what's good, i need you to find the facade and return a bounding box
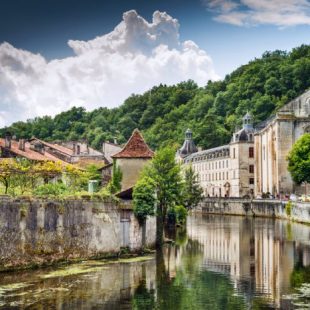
[180,114,255,197]
[111,129,154,192]
[254,89,310,197]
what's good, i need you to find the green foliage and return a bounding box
[133,176,156,224]
[108,162,123,194]
[182,165,204,209]
[286,201,292,217]
[0,158,98,197]
[287,133,310,184]
[85,164,101,182]
[33,182,68,197]
[290,263,310,288]
[167,205,188,226]
[1,45,309,150]
[141,147,183,246]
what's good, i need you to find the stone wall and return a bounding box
[0,197,156,270]
[199,197,310,224]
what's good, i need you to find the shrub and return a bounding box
[33,183,68,197]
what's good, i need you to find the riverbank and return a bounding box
[0,197,156,272]
[198,197,310,224]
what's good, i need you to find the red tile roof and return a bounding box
[0,139,66,162]
[112,129,154,158]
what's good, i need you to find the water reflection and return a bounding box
[1,215,310,309]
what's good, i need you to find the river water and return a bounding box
[1,214,310,309]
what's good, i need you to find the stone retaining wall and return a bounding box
[0,197,156,270]
[199,198,310,224]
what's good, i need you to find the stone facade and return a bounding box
[254,90,310,197]
[180,113,255,197]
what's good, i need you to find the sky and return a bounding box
[0,0,309,127]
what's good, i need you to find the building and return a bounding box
[102,141,122,163]
[179,113,255,197]
[254,89,310,197]
[0,134,66,163]
[111,129,154,192]
[29,138,108,167]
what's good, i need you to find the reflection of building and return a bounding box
[178,113,255,197]
[255,90,310,197]
[185,216,309,308]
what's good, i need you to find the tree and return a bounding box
[108,161,123,193]
[144,147,183,247]
[182,165,204,209]
[0,159,21,194]
[133,175,156,248]
[288,133,310,184]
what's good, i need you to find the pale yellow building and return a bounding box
[179,113,255,197]
[254,89,310,197]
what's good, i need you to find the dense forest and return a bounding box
[1,44,310,151]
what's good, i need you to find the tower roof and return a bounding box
[111,129,154,158]
[243,111,252,120]
[179,128,198,158]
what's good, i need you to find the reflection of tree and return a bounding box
[154,240,250,310]
[131,279,155,310]
[132,265,155,310]
[291,262,310,288]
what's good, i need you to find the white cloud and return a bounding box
[0,10,219,127]
[204,0,310,27]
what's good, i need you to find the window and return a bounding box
[249,147,254,158]
[249,165,254,173]
[249,178,254,185]
[233,148,235,159]
[219,162,221,169]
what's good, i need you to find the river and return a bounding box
[0,214,310,309]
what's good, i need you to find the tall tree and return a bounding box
[182,165,204,209]
[145,147,183,247]
[133,175,156,248]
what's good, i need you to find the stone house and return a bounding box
[111,129,154,192]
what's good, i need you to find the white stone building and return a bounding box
[179,113,255,197]
[254,89,310,197]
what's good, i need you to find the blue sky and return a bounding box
[0,0,309,126]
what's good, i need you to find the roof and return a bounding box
[184,144,230,161]
[112,129,154,159]
[115,187,133,200]
[0,139,65,162]
[29,138,73,156]
[179,128,198,158]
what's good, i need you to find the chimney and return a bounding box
[18,139,25,151]
[4,132,12,149]
[113,137,117,145]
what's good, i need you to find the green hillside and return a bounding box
[1,44,310,151]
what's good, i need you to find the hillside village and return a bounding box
[0,89,309,202]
